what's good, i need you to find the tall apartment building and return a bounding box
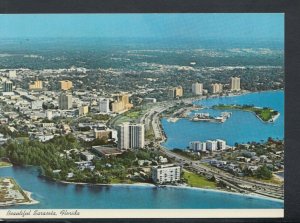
[3,80,13,92]
[151,164,181,184]
[111,93,133,113]
[192,82,203,95]
[210,83,223,94]
[168,86,183,98]
[230,77,241,91]
[58,93,73,110]
[99,98,110,113]
[29,80,43,90]
[189,141,206,152]
[60,80,73,91]
[118,123,144,149]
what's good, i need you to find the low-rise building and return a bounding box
[91,146,123,157]
[80,151,95,161]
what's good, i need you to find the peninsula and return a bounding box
[212,104,279,122]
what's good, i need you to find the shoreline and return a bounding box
[55,177,283,202]
[165,185,284,203]
[0,166,283,208]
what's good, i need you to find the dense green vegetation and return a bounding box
[255,165,273,180]
[172,149,200,160]
[0,134,80,179]
[213,104,278,122]
[182,171,216,188]
[0,135,163,184]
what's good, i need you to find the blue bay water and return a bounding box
[162,90,284,149]
[0,166,283,209]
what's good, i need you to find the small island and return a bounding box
[212,104,280,122]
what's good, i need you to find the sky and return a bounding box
[0,13,284,41]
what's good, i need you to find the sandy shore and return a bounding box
[20,191,39,205]
[59,180,156,188]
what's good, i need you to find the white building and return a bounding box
[189,141,206,152]
[8,70,17,79]
[59,93,72,110]
[144,98,157,103]
[230,77,241,91]
[99,98,110,113]
[3,80,13,92]
[118,123,145,149]
[206,140,218,151]
[217,139,226,150]
[151,164,181,184]
[192,82,203,95]
[31,100,43,110]
[46,110,53,120]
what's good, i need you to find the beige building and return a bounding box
[211,83,223,94]
[230,77,241,91]
[79,105,89,116]
[111,93,133,113]
[94,129,112,140]
[168,86,183,98]
[29,80,43,90]
[60,80,73,91]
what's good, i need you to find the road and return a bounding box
[108,96,284,200]
[158,145,283,199]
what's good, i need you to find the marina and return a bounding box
[191,112,231,123]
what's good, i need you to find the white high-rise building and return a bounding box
[58,93,72,110]
[206,140,218,151]
[3,80,13,92]
[118,123,145,149]
[192,82,203,95]
[217,139,226,150]
[230,77,241,91]
[189,141,206,152]
[151,164,181,184]
[99,98,110,113]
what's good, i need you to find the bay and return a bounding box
[162,90,284,149]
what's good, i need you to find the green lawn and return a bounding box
[183,170,217,188]
[0,161,12,168]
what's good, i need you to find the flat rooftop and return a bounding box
[91,146,122,156]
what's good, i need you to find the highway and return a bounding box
[158,145,283,199]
